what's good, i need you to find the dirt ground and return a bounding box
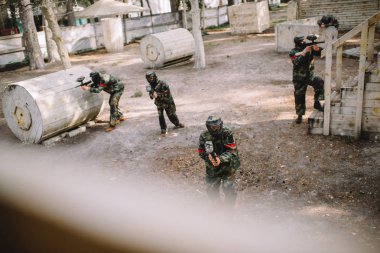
[0,29,379,252]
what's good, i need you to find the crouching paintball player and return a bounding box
[80,71,125,132]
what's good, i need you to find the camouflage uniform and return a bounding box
[289,46,324,117]
[198,126,240,204]
[148,78,182,133]
[318,15,339,29]
[90,73,124,127]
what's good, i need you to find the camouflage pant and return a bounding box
[205,169,237,205]
[293,76,324,116]
[156,102,180,131]
[109,89,124,126]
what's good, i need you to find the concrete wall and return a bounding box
[275,18,338,53]
[0,7,228,69]
[297,0,380,30]
[275,17,319,52]
[0,6,229,68]
[228,1,270,34]
[0,34,25,67]
[203,6,228,28]
[125,12,181,44]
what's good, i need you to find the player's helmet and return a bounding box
[145,71,157,84]
[89,71,101,84]
[206,115,223,136]
[294,35,305,47]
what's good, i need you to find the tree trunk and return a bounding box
[43,17,60,63]
[0,5,6,31]
[9,3,18,29]
[41,0,71,69]
[66,0,76,26]
[19,0,45,70]
[190,0,205,69]
[170,0,179,12]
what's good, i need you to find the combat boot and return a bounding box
[314,101,323,111]
[105,126,116,132]
[119,116,126,122]
[295,115,302,124]
[161,128,168,135]
[175,123,185,128]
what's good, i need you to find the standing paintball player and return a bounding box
[198,115,240,206]
[145,71,184,135]
[81,71,125,132]
[289,35,324,124]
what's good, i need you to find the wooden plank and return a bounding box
[331,106,356,115]
[332,22,365,49]
[323,42,333,136]
[336,46,343,90]
[331,105,379,116]
[363,115,380,132]
[341,90,380,100]
[309,127,323,135]
[365,83,380,91]
[330,128,354,137]
[354,21,369,139]
[367,24,376,62]
[342,98,380,107]
[331,121,355,132]
[341,88,357,99]
[331,116,356,131]
[364,107,380,117]
[368,11,380,26]
[0,47,25,55]
[364,91,380,100]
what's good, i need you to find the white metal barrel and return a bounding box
[2,66,104,143]
[140,28,195,68]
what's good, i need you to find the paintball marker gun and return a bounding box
[146,85,165,98]
[304,34,324,47]
[205,141,217,160]
[75,76,92,88]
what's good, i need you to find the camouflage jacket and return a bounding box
[90,73,124,94]
[148,79,174,107]
[318,15,339,29]
[289,46,321,83]
[198,126,240,177]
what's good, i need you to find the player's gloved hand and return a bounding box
[208,154,221,167]
[81,85,90,91]
[304,46,312,53]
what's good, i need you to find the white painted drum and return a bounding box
[2,66,104,143]
[140,28,195,68]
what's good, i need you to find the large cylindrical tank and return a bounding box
[140,28,195,68]
[2,66,104,144]
[102,17,124,53]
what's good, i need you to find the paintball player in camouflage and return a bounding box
[318,15,339,29]
[289,35,324,124]
[145,71,184,135]
[81,71,125,132]
[198,115,240,206]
